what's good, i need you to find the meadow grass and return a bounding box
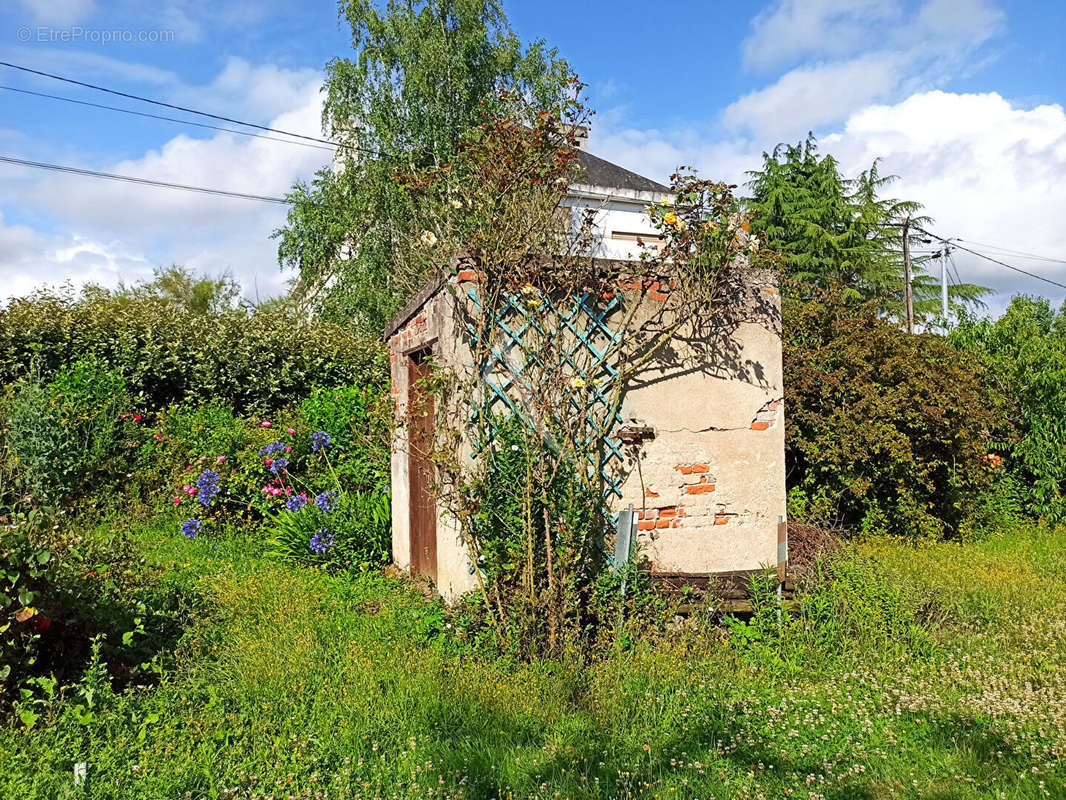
[1,521,1064,800]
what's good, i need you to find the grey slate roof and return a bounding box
[574,149,670,194]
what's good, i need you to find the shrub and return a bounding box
[132,403,252,511]
[300,386,390,492]
[784,287,1006,538]
[950,296,1066,523]
[0,508,52,692]
[6,359,135,505]
[0,289,387,414]
[266,486,391,570]
[169,422,392,571]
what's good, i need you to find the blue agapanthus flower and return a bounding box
[309,528,334,554]
[270,457,289,475]
[315,490,337,512]
[286,494,307,513]
[196,470,221,506]
[258,441,286,458]
[311,431,331,452]
[181,519,202,539]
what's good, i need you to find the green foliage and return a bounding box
[84,265,241,315]
[747,135,988,318]
[3,521,1065,798]
[951,296,1066,522]
[6,359,134,505]
[0,289,386,415]
[275,0,573,334]
[300,385,390,492]
[0,509,51,691]
[467,418,619,657]
[784,287,1005,538]
[266,486,391,571]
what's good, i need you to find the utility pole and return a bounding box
[941,251,949,323]
[902,217,914,334]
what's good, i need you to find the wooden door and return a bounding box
[407,350,437,582]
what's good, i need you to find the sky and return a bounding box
[0,0,1064,315]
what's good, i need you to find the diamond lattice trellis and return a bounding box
[463,285,626,500]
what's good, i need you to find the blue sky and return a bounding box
[1,0,1064,312]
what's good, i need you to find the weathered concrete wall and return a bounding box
[614,278,785,575]
[387,281,479,600]
[386,269,785,599]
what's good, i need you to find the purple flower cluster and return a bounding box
[196,470,221,506]
[286,494,307,513]
[315,490,337,512]
[181,519,202,539]
[309,528,334,554]
[311,431,331,452]
[270,457,289,476]
[258,441,286,458]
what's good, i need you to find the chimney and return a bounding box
[570,124,589,152]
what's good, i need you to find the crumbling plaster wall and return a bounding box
[614,280,785,574]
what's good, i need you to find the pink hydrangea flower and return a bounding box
[154,434,163,441]
[260,421,272,428]
[216,456,226,464]
[172,497,181,505]
[287,428,296,435]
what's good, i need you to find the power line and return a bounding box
[0,59,385,158]
[0,85,336,152]
[0,154,291,204]
[954,238,1066,265]
[916,225,1066,291]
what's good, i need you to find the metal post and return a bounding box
[615,504,636,597]
[941,252,949,323]
[776,515,787,626]
[902,218,915,334]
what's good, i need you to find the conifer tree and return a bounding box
[746,135,987,323]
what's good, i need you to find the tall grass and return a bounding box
[1,521,1063,799]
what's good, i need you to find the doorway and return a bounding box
[407,349,437,582]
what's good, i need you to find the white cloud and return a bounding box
[743,0,900,71]
[173,57,323,123]
[15,0,95,26]
[826,91,1066,309]
[590,90,1066,313]
[733,0,1006,138]
[723,55,901,142]
[744,0,1003,72]
[0,62,329,305]
[0,211,153,300]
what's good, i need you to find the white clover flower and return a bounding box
[419,230,438,247]
[450,199,462,209]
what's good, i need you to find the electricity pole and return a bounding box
[902,218,914,334]
[941,252,949,323]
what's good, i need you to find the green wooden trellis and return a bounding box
[463,285,626,500]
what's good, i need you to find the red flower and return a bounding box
[133,414,143,422]
[32,615,52,633]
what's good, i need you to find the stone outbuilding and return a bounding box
[384,147,787,600]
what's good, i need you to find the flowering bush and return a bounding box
[172,426,390,570]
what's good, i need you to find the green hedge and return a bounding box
[0,290,387,415]
[784,287,1007,538]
